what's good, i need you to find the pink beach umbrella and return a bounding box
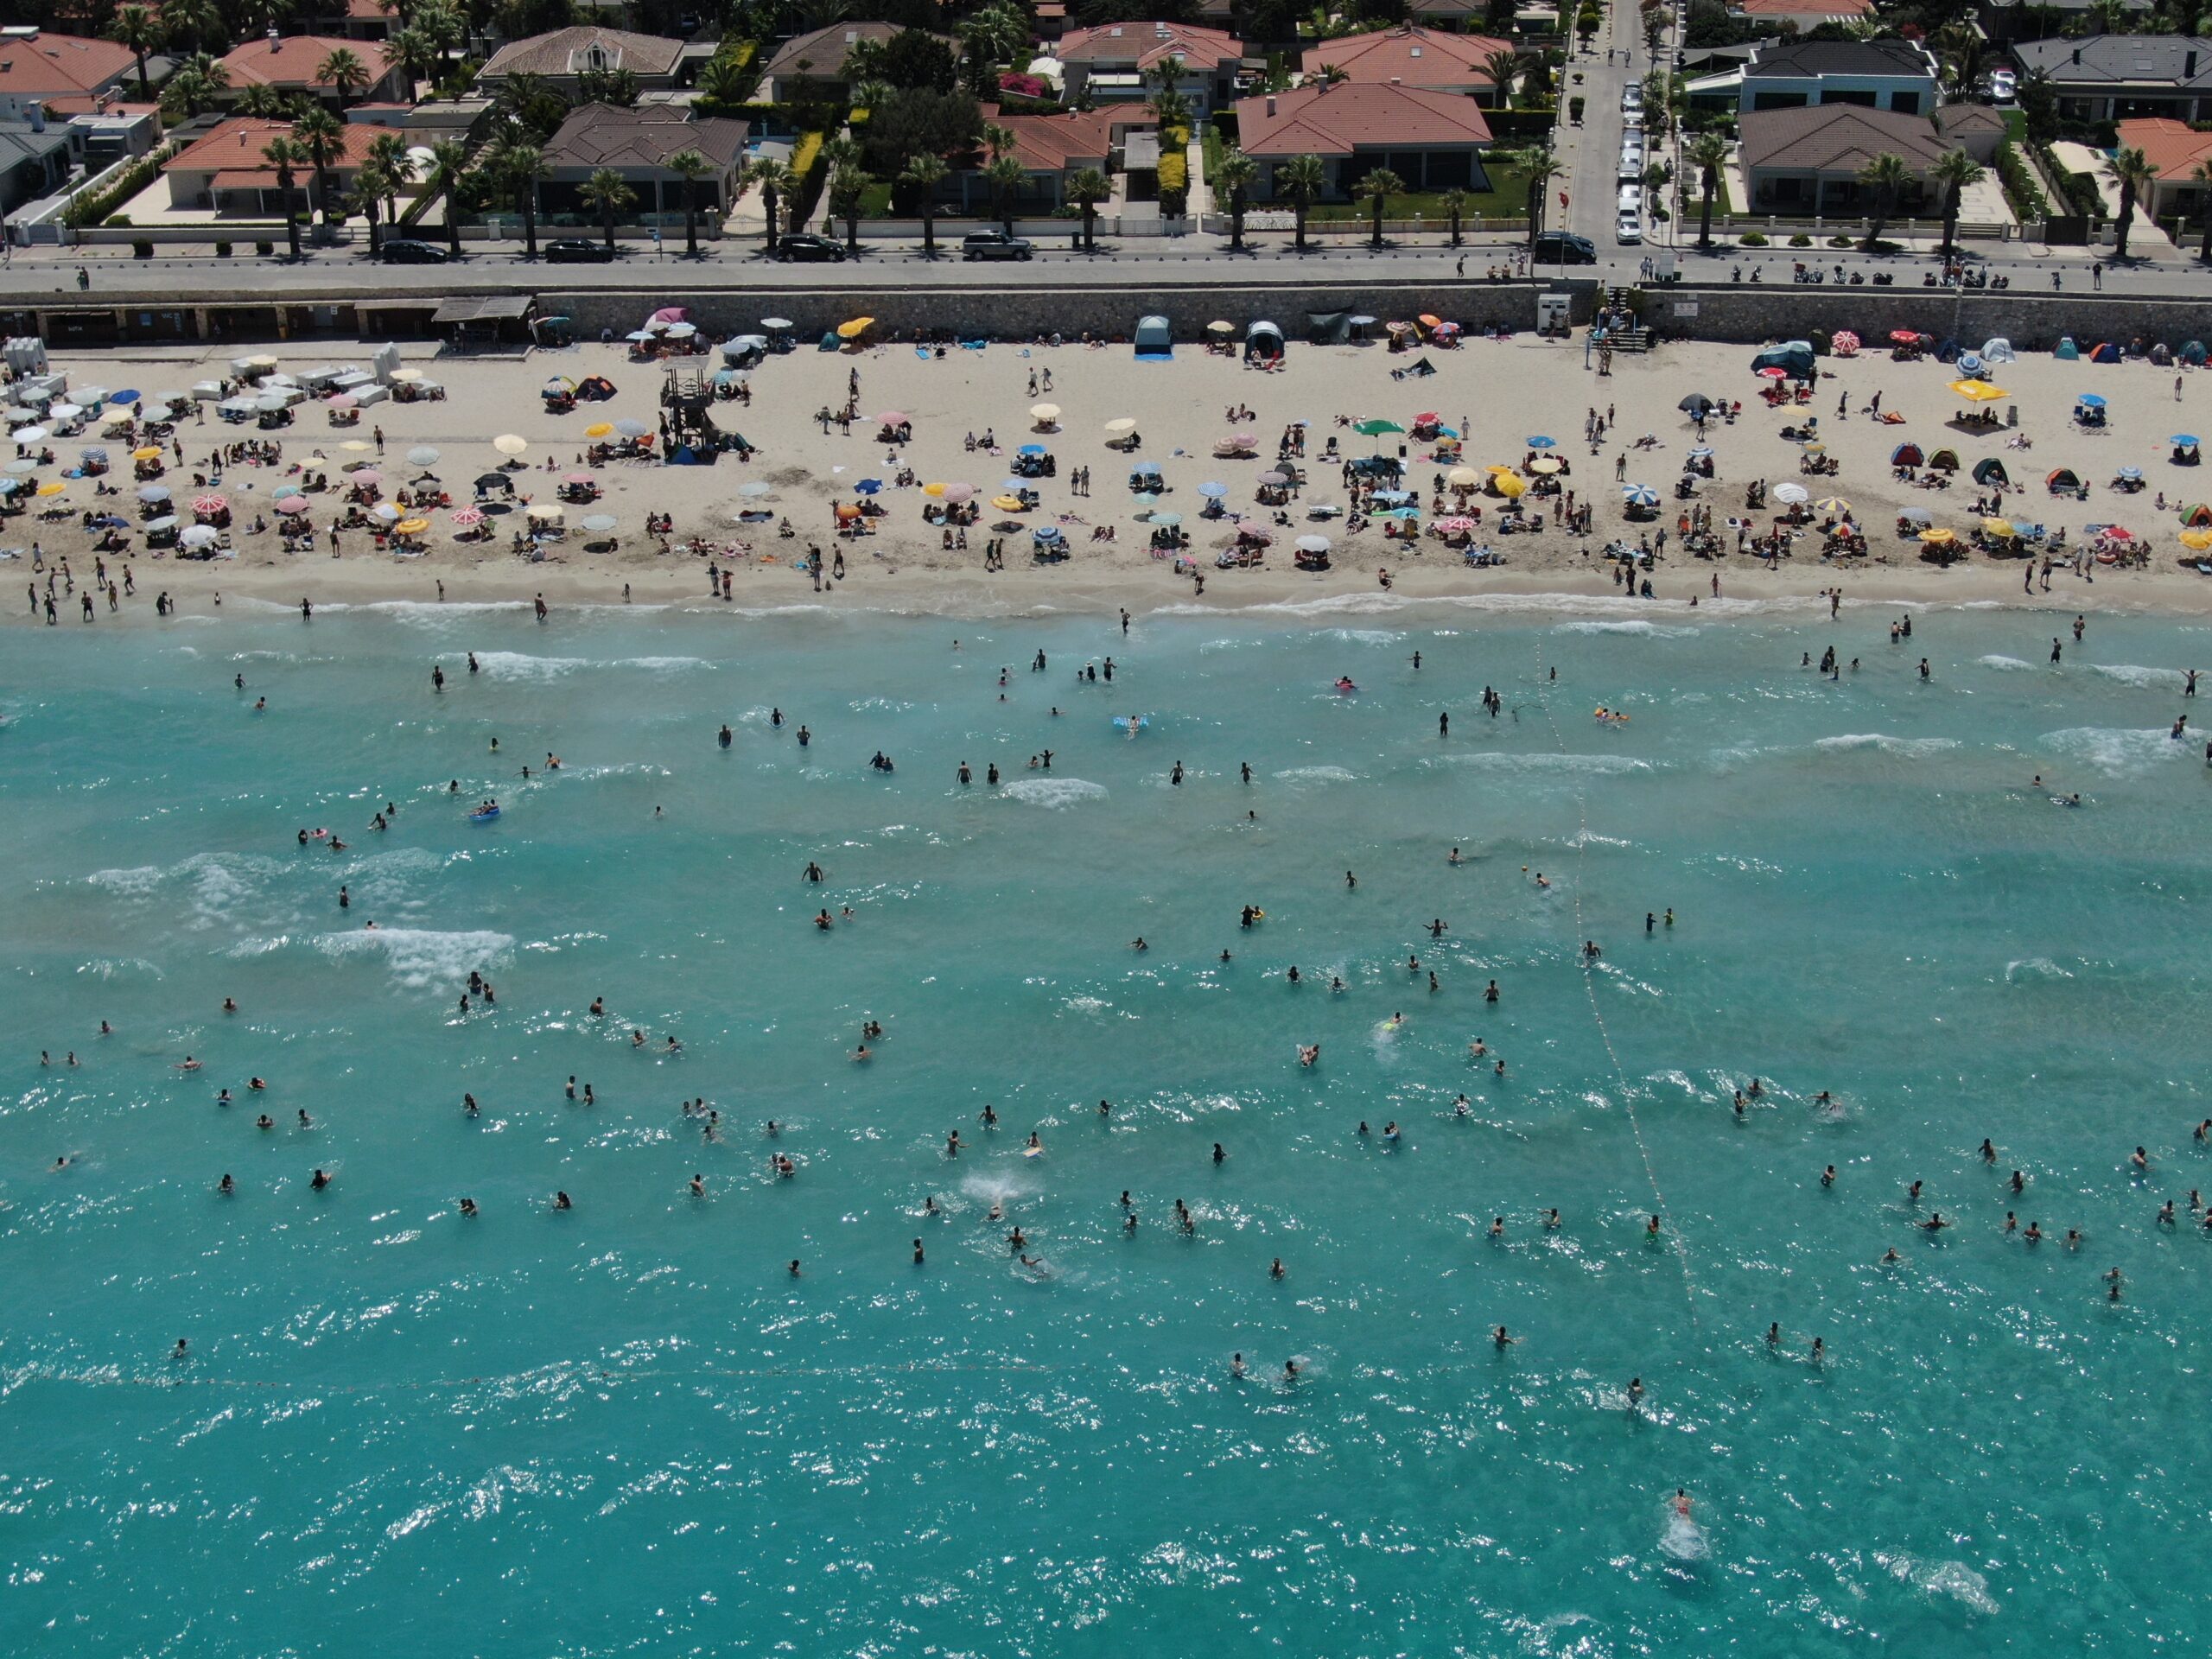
[192,493,228,514]
[276,497,311,514]
[451,506,485,526]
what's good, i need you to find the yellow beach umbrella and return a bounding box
[130,446,163,461]
[2182,527,2212,550]
[394,517,432,535]
[35,480,67,495]
[1493,473,1527,498]
[1949,380,2006,402]
[584,422,614,438]
[991,493,1027,512]
[922,481,948,497]
[340,440,372,452]
[1919,527,1956,545]
[1812,496,1852,516]
[1484,461,1516,474]
[836,316,874,340]
[493,434,528,456]
[1981,516,2017,537]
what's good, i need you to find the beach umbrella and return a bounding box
[3,457,37,473]
[1295,533,1331,552]
[35,480,67,496]
[2105,525,2135,542]
[1234,522,1274,542]
[760,316,793,331]
[1198,481,1228,498]
[614,419,649,438]
[855,479,883,494]
[1688,446,1714,460]
[493,435,529,456]
[1258,470,1289,486]
[625,331,656,343]
[1492,474,1527,499]
[1030,404,1060,426]
[1016,444,1047,457]
[74,385,111,406]
[327,394,360,412]
[1206,321,1236,335]
[527,503,563,521]
[143,514,175,530]
[2182,528,2212,550]
[1679,394,1716,414]
[581,513,618,532]
[130,445,163,461]
[1897,505,1933,524]
[737,480,772,497]
[1353,418,1404,435]
[79,446,107,461]
[1528,457,1562,474]
[1526,435,1556,448]
[1131,492,1160,506]
[181,524,219,548]
[272,485,302,499]
[921,481,947,497]
[276,497,310,514]
[564,472,595,485]
[992,493,1028,512]
[664,323,696,339]
[50,402,86,423]
[584,423,615,439]
[389,368,424,384]
[1151,512,1182,527]
[2118,466,2144,480]
[137,485,169,502]
[1832,330,1861,353]
[1980,516,2017,537]
[371,503,400,523]
[943,483,976,503]
[836,317,874,340]
[474,473,510,492]
[1446,467,1482,487]
[1755,366,1788,380]
[193,493,228,514]
[407,446,441,467]
[1950,380,2006,402]
[1812,496,1853,516]
[394,517,432,535]
[1104,417,1138,435]
[14,425,48,444]
[351,468,383,487]
[2079,393,2107,409]
[1800,442,1826,456]
[341,440,372,453]
[1623,484,1659,506]
[1772,483,1809,505]
[2172,434,2201,446]
[451,507,485,526]
[1920,528,1957,545]
[874,410,907,424]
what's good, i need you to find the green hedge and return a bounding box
[1995,140,2050,223]
[1484,108,1559,141]
[61,142,179,228]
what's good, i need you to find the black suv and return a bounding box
[380,238,449,264]
[777,233,847,263]
[962,229,1033,261]
[1530,232,1598,265]
[543,238,615,263]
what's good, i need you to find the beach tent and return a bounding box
[1307,311,1351,345]
[1135,315,1172,359]
[1749,341,1815,380]
[2186,341,2209,366]
[1980,337,2015,363]
[1936,339,1961,362]
[2183,502,2212,526]
[2053,337,2080,360]
[1927,448,1960,472]
[2090,341,2121,364]
[2047,467,2081,491]
[1971,457,2009,486]
[1808,328,1831,354]
[1245,321,1285,363]
[1891,442,1923,467]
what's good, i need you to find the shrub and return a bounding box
[256,239,274,257]
[215,240,232,257]
[131,238,153,257]
[110,214,132,227]
[1827,234,1853,248]
[999,72,1047,99]
[1996,140,2050,221]
[1739,231,1767,245]
[1789,232,1812,246]
[1569,94,1585,122]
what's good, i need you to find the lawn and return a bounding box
[1303,166,1535,225]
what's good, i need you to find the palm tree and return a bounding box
[2105,144,2157,258]
[667,148,712,257]
[1481,47,1517,105]
[162,53,230,118]
[1439,185,1470,246]
[365,131,411,223]
[986,153,1026,235]
[1147,56,1190,128]
[1215,147,1257,251]
[828,165,866,257]
[353,161,392,253]
[385,25,442,94]
[1855,151,1912,251]
[263,137,308,260]
[162,0,226,54]
[426,137,468,256]
[1517,148,1567,251]
[111,3,161,99]
[1685,131,1729,249]
[1068,165,1109,251]
[582,167,635,252]
[983,123,1016,162]
[238,83,294,119]
[1929,149,1986,259]
[1352,165,1404,250]
[2194,162,2212,260]
[1309,62,1348,89]
[1275,153,1328,253]
[293,107,346,231]
[316,47,371,102]
[499,140,546,257]
[743,156,798,251]
[899,152,950,256]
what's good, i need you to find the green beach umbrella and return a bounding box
[1353,418,1405,436]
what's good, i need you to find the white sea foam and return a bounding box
[88,852,284,925]
[2005,957,2073,982]
[1556,619,1699,638]
[999,778,1108,809]
[314,927,513,989]
[1319,626,1406,645]
[1813,734,1961,758]
[468,651,708,681]
[1880,1554,1999,1615]
[1272,765,1361,784]
[86,865,164,898]
[1977,654,2033,671]
[75,957,163,981]
[2090,663,2185,690]
[1426,751,1652,775]
[2041,726,2183,775]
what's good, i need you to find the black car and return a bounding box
[962,229,1033,261]
[1530,232,1598,265]
[381,238,449,264]
[543,238,615,264]
[777,233,847,263]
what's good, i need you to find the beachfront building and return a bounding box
[1725,0,1876,33]
[759,24,951,104]
[2010,35,2212,124]
[956,105,1158,213]
[1978,0,2152,45]
[476,26,691,99]
[0,118,72,213]
[1058,23,1248,118]
[2113,116,2212,219]
[1736,102,1949,213]
[540,102,748,227]
[1298,26,1517,105]
[217,32,412,109]
[1691,39,1942,118]
[1232,80,1495,200]
[162,114,384,214]
[0,29,135,124]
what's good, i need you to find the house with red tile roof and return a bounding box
[164,114,390,214]
[1300,27,1516,105]
[1058,22,1249,115]
[218,32,411,106]
[2116,116,2212,219]
[0,29,134,123]
[1233,80,1495,200]
[955,105,1159,211]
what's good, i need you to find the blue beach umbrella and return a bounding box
[1151,512,1181,526]
[1526,435,1556,448]
[1132,492,1160,506]
[111,389,142,406]
[1624,484,1659,506]
[1016,443,1047,456]
[2171,434,2200,446]
[2079,394,2107,409]
[1198,480,1228,498]
[1130,460,1163,475]
[2117,466,2143,480]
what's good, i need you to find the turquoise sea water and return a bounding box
[3,594,2209,1655]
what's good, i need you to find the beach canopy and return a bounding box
[2047,467,2080,488]
[1135,315,1171,354]
[1949,380,2005,402]
[1750,341,1815,378]
[1928,448,1960,472]
[2183,502,2212,525]
[1891,442,1923,467]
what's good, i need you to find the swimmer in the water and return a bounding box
[1299,1044,1320,1066]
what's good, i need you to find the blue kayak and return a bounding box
[468,806,500,823]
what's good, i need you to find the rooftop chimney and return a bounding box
[1265,93,1276,114]
[2190,49,2199,76]
[2070,47,2081,65]
[267,27,281,50]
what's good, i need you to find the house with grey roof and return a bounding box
[2009,34,2212,124]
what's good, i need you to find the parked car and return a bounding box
[1532,231,1599,264]
[962,229,1034,260]
[543,238,615,263]
[777,233,847,263]
[1616,211,1643,245]
[1988,68,2018,101]
[1621,84,1643,110]
[380,238,448,264]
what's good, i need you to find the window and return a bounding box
[1822,87,1877,108]
[1888,91,1919,114]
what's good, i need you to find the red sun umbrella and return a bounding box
[1756,367,1788,379]
[1414,411,1441,424]
[2104,525,2134,541]
[874,411,907,424]
[192,493,228,513]
[1889,329,1920,345]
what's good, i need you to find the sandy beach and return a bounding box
[12,326,2212,623]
